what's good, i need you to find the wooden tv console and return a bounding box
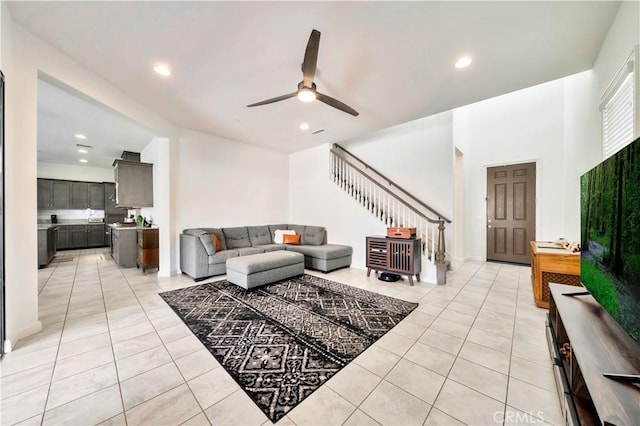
[546,284,640,425]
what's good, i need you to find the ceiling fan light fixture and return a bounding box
[297,88,316,103]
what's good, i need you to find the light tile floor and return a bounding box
[1,249,562,425]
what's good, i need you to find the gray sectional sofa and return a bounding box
[180,224,353,281]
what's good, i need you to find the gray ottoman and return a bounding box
[226,250,304,289]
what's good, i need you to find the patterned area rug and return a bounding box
[160,274,417,422]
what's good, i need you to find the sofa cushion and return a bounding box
[211,234,223,252]
[247,226,272,246]
[198,234,216,255]
[303,225,326,246]
[208,250,239,265]
[237,247,265,256]
[255,244,287,253]
[285,244,353,260]
[268,224,289,243]
[283,234,301,245]
[187,228,226,250]
[290,224,306,237]
[274,229,295,244]
[226,250,304,275]
[223,227,251,249]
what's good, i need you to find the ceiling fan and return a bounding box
[247,29,359,117]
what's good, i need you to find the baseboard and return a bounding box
[3,320,43,353]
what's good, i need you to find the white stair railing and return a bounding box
[330,144,451,283]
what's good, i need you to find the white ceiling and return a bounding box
[37,77,156,168]
[9,1,620,162]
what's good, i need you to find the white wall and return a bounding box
[175,129,289,269]
[455,78,568,261]
[2,8,42,348]
[290,143,385,270]
[37,161,114,182]
[141,137,173,276]
[342,111,454,220]
[290,112,454,276]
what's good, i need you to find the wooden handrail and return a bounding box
[332,143,452,223]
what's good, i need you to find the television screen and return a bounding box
[581,136,640,342]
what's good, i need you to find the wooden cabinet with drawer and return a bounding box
[366,236,421,285]
[137,228,159,273]
[530,241,581,308]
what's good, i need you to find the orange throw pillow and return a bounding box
[210,233,223,252]
[283,233,301,245]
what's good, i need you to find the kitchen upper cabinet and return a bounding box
[37,179,52,209]
[38,179,71,209]
[70,182,89,209]
[52,181,71,209]
[114,160,153,208]
[89,183,105,209]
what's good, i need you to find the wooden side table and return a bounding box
[137,228,159,273]
[530,241,581,308]
[366,236,421,285]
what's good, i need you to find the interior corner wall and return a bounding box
[175,129,289,270]
[455,77,570,261]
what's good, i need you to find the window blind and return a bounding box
[601,50,637,160]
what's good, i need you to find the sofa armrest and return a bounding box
[180,233,209,279]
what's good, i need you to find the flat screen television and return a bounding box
[581,135,640,343]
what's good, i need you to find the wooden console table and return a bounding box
[530,241,581,308]
[366,236,421,285]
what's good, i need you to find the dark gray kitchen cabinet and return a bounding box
[70,182,89,209]
[88,224,106,247]
[38,179,71,209]
[89,183,105,209]
[110,227,137,267]
[57,226,70,250]
[114,160,153,208]
[38,227,57,267]
[37,179,52,209]
[69,225,88,249]
[52,181,71,209]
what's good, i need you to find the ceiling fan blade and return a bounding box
[302,29,321,88]
[316,92,359,116]
[247,92,297,107]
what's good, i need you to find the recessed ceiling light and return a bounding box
[79,159,88,163]
[153,63,171,76]
[78,149,88,154]
[455,56,472,69]
[75,134,87,140]
[299,122,310,131]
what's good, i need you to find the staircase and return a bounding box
[330,143,451,284]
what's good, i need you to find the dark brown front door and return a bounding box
[487,162,536,264]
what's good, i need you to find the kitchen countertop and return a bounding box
[108,224,158,230]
